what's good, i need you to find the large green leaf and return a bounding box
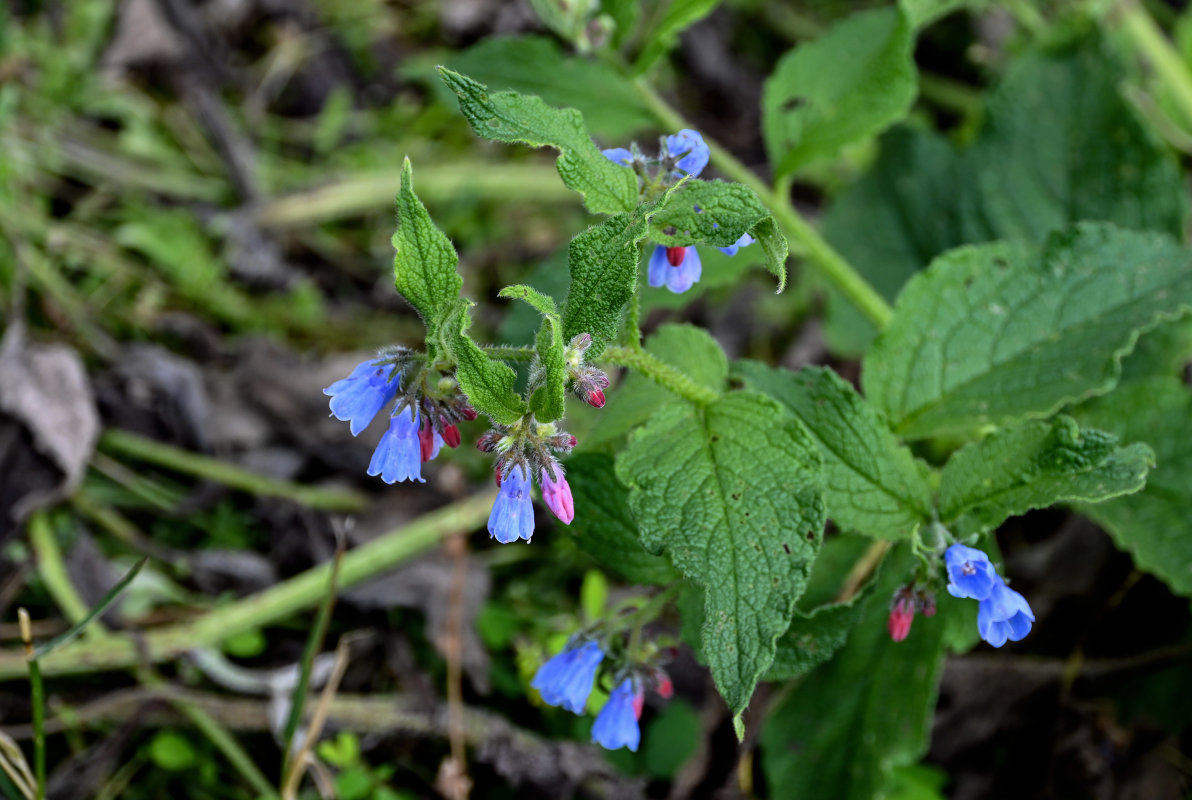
[590,323,726,446]
[563,453,678,585]
[436,36,654,139]
[392,159,463,352]
[863,223,1192,440]
[761,7,917,178]
[440,300,527,425]
[616,392,826,720]
[1073,378,1192,597]
[761,544,977,800]
[560,211,648,356]
[820,36,1186,357]
[438,67,638,215]
[735,362,931,539]
[939,416,1154,537]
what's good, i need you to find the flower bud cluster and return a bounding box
[564,333,610,408]
[481,418,578,543]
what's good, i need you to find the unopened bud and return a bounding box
[888,592,915,642]
[665,246,687,267]
[459,406,478,421]
[587,388,606,408]
[476,433,501,453]
[418,421,436,462]
[569,333,592,352]
[442,424,461,448]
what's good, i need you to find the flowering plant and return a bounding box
[318,0,1192,790]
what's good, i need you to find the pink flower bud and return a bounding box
[888,593,915,642]
[665,246,687,267]
[541,463,574,525]
[459,406,478,421]
[587,388,606,408]
[442,423,461,448]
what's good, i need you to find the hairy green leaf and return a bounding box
[499,285,567,421]
[437,67,638,215]
[1074,378,1192,597]
[820,36,1186,356]
[940,416,1154,536]
[736,362,931,539]
[616,392,826,718]
[440,300,527,425]
[591,323,727,446]
[762,7,916,178]
[761,544,977,800]
[392,159,463,351]
[764,602,861,681]
[561,211,649,356]
[863,223,1192,440]
[437,36,654,139]
[564,454,678,585]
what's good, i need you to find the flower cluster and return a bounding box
[479,422,576,544]
[323,356,474,484]
[945,544,1035,648]
[602,129,754,294]
[531,639,671,752]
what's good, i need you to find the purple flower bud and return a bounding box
[487,464,534,544]
[541,462,574,525]
[647,244,702,294]
[977,581,1035,648]
[367,406,423,484]
[323,360,400,436]
[530,640,604,714]
[591,678,643,752]
[944,544,999,600]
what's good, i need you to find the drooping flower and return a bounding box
[977,581,1035,648]
[718,232,754,256]
[647,244,702,294]
[945,543,999,600]
[540,462,574,525]
[943,543,1035,648]
[665,129,709,178]
[591,678,643,752]
[602,147,634,167]
[488,464,535,544]
[323,360,401,436]
[367,406,424,484]
[531,640,604,714]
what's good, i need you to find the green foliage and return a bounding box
[764,601,861,680]
[438,36,654,138]
[863,223,1192,439]
[648,178,789,291]
[561,210,650,356]
[565,454,678,584]
[634,0,720,73]
[616,392,826,721]
[761,545,976,800]
[440,300,528,424]
[393,159,463,351]
[939,416,1154,536]
[147,731,198,772]
[899,0,985,27]
[498,285,567,421]
[437,67,638,215]
[1074,378,1192,597]
[736,362,932,539]
[591,323,727,445]
[762,7,917,178]
[821,36,1187,355]
[642,700,702,777]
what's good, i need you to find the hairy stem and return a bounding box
[631,78,894,330]
[600,346,719,406]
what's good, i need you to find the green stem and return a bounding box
[27,660,43,800]
[0,492,496,681]
[600,346,719,406]
[98,429,367,512]
[631,79,894,330]
[1114,0,1192,129]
